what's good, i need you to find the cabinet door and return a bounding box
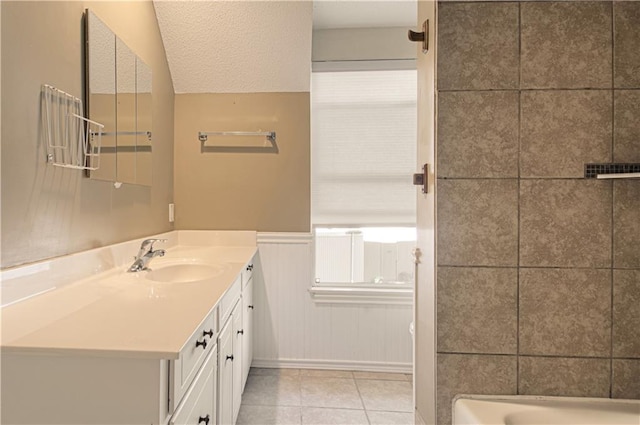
[241,277,253,392]
[217,317,234,425]
[232,301,243,424]
[170,345,217,425]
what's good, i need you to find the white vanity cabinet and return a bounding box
[0,232,256,425]
[170,344,217,425]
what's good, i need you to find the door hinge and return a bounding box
[413,163,429,194]
[408,20,429,54]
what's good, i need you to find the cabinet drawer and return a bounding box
[219,275,241,325]
[241,260,254,289]
[171,344,217,425]
[172,308,217,408]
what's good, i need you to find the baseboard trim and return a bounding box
[257,232,313,244]
[251,358,412,374]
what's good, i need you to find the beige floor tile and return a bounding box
[367,411,414,425]
[236,405,302,425]
[357,379,413,412]
[250,367,301,376]
[301,369,354,378]
[301,377,363,409]
[301,407,368,425]
[242,375,301,406]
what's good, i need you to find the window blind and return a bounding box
[311,69,417,226]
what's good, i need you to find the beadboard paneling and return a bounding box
[254,233,412,371]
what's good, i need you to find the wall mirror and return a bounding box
[85,9,153,186]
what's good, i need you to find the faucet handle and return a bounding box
[138,238,167,258]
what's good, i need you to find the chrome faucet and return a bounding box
[127,239,167,272]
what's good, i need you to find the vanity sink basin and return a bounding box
[145,263,226,283]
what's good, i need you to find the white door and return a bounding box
[414,1,437,424]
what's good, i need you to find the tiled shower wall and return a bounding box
[436,2,640,424]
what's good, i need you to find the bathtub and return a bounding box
[453,395,640,425]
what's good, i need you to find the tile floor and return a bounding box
[238,368,414,425]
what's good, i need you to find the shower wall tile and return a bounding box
[519,180,612,268]
[520,90,612,177]
[614,90,640,163]
[436,1,640,419]
[519,357,611,398]
[437,354,517,425]
[437,267,518,354]
[437,179,518,266]
[613,269,640,358]
[519,268,611,357]
[437,2,519,90]
[521,2,612,89]
[438,91,519,178]
[614,1,640,88]
[612,359,640,399]
[613,181,640,268]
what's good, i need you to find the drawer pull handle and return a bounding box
[195,339,207,349]
[237,329,244,335]
[226,354,234,361]
[202,329,214,338]
[248,305,254,310]
[198,414,210,425]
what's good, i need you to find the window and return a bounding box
[311,65,417,291]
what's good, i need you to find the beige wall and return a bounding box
[174,93,310,232]
[1,1,174,268]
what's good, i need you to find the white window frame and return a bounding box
[310,60,417,305]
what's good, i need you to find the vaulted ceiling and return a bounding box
[153,1,416,94]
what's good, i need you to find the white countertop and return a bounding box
[1,232,257,360]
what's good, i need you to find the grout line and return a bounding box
[352,376,371,425]
[438,87,622,93]
[437,352,622,361]
[610,183,615,398]
[516,0,522,393]
[437,177,603,180]
[437,265,618,271]
[610,0,615,392]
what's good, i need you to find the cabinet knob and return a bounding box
[248,305,254,310]
[246,264,253,271]
[226,354,234,361]
[195,339,207,349]
[198,414,210,425]
[237,329,244,335]
[202,329,213,338]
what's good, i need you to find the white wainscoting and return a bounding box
[253,233,413,373]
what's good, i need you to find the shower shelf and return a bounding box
[42,84,104,170]
[584,163,640,180]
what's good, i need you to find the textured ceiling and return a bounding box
[153,0,313,94]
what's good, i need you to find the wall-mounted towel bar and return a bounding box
[99,131,152,140]
[198,131,278,153]
[198,131,276,143]
[585,163,640,180]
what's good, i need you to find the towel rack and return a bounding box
[198,131,276,144]
[42,84,103,170]
[198,130,278,153]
